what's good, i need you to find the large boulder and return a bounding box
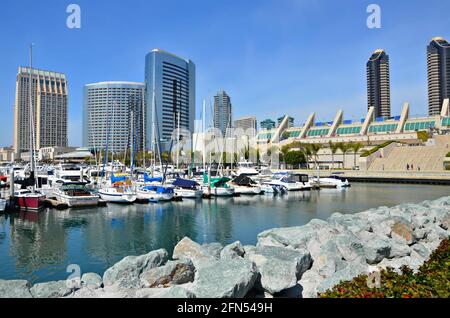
[306,239,346,278]
[439,212,450,230]
[363,237,391,264]
[140,260,195,288]
[30,280,75,298]
[389,241,412,259]
[81,273,103,289]
[0,280,33,298]
[334,232,364,262]
[316,261,368,294]
[220,241,245,259]
[173,237,215,266]
[298,270,323,298]
[257,219,329,250]
[103,249,168,288]
[247,246,312,294]
[189,258,258,298]
[202,242,223,259]
[391,220,415,245]
[328,213,371,234]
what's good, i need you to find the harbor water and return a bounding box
[0,183,449,284]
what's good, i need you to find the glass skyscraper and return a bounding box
[82,82,146,153]
[427,37,450,116]
[145,49,196,152]
[366,49,391,119]
[213,90,233,137]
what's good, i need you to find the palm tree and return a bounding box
[309,144,322,170]
[337,142,350,169]
[329,141,339,170]
[350,142,364,169]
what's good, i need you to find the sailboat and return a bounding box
[202,173,235,197]
[172,178,203,198]
[14,45,46,212]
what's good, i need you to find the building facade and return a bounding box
[428,37,450,116]
[260,119,276,131]
[13,67,68,157]
[367,49,391,119]
[277,116,294,128]
[234,116,257,137]
[145,49,196,152]
[82,82,146,153]
[213,90,233,137]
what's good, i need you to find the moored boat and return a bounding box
[136,185,175,202]
[228,175,262,195]
[53,182,100,208]
[172,178,203,199]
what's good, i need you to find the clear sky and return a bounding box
[0,0,449,147]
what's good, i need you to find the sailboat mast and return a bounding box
[202,99,206,171]
[28,44,36,192]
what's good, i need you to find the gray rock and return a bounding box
[220,241,245,259]
[378,254,424,273]
[140,260,195,288]
[202,242,223,259]
[103,249,168,288]
[243,245,257,256]
[30,280,75,298]
[391,220,415,245]
[134,286,196,298]
[247,246,312,294]
[440,212,450,230]
[328,213,371,234]
[0,280,32,298]
[190,257,258,298]
[412,215,434,229]
[316,261,368,294]
[389,242,412,259]
[413,228,427,241]
[411,243,431,260]
[334,232,365,262]
[81,273,103,289]
[257,219,329,250]
[307,239,345,278]
[298,270,323,298]
[363,238,391,264]
[173,237,215,266]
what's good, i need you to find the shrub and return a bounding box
[319,238,450,298]
[360,141,394,158]
[284,150,306,167]
[417,131,430,142]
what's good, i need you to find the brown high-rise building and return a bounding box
[367,49,391,119]
[427,37,450,116]
[13,67,68,156]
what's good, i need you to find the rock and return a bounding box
[298,270,323,298]
[243,245,257,256]
[0,280,33,298]
[391,220,415,245]
[103,249,168,288]
[81,273,103,289]
[140,260,195,288]
[190,258,257,298]
[412,215,434,229]
[134,286,196,298]
[328,213,371,234]
[440,212,450,230]
[411,243,431,260]
[202,242,223,259]
[363,238,391,264]
[273,284,303,298]
[257,219,329,250]
[173,237,215,266]
[389,242,412,259]
[307,239,346,278]
[423,225,450,243]
[378,254,424,273]
[413,228,427,241]
[316,261,368,294]
[247,246,312,294]
[30,280,75,298]
[334,232,364,262]
[220,241,245,259]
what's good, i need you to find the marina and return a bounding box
[1,182,449,284]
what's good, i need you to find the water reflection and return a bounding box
[1,183,449,283]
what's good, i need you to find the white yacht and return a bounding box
[172,178,203,199]
[262,173,306,191]
[53,182,100,208]
[98,186,136,203]
[136,185,175,202]
[228,175,262,195]
[236,162,259,176]
[310,175,350,188]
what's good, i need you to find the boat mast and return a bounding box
[28,44,36,192]
[142,89,146,169]
[202,99,206,172]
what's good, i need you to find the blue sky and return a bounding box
[0,0,449,147]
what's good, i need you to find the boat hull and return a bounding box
[98,190,136,203]
[232,186,262,195]
[136,190,174,202]
[15,194,46,211]
[54,193,100,207]
[203,186,235,197]
[174,188,203,198]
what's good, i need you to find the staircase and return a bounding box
[368,135,450,172]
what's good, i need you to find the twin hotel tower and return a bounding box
[12,38,450,159]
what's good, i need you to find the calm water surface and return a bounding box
[0,183,449,283]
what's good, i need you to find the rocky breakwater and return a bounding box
[1,196,449,298]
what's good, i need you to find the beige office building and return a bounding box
[13,67,68,157]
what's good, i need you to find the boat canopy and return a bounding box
[172,178,198,189]
[232,175,256,186]
[143,185,174,194]
[203,174,231,188]
[144,173,163,183]
[111,174,127,184]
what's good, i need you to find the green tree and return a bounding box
[284,151,306,169]
[329,141,339,170]
[350,142,364,168]
[337,142,350,169]
[309,144,322,170]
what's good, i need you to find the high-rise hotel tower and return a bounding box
[213,90,233,137]
[145,49,195,152]
[13,67,68,156]
[367,49,391,119]
[427,37,450,116]
[82,82,146,153]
